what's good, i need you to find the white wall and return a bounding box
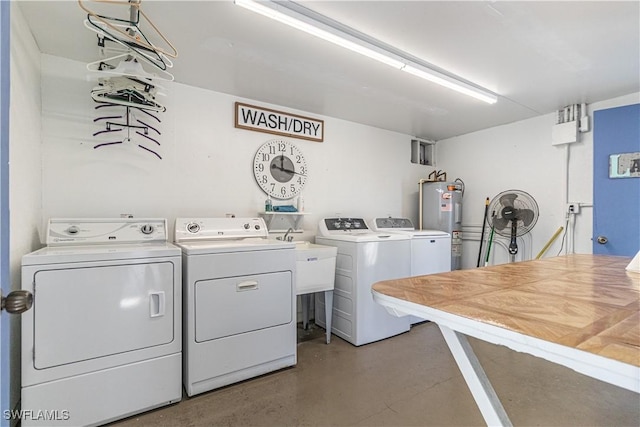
[37,54,640,267]
[9,3,42,416]
[437,92,640,268]
[39,55,431,242]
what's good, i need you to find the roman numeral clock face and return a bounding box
[253,140,308,200]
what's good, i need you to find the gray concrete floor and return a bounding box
[112,322,640,426]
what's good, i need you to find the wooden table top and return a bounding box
[372,254,639,368]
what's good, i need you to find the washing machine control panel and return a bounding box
[322,218,368,232]
[46,218,168,245]
[371,217,414,231]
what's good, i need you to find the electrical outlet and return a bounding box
[568,203,580,214]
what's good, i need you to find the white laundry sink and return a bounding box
[294,241,337,295]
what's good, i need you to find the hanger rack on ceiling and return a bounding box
[83,19,176,76]
[78,0,178,60]
[80,0,176,160]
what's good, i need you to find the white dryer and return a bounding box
[370,217,451,276]
[21,218,182,427]
[315,217,411,346]
[175,217,296,397]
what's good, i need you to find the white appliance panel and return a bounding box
[21,218,182,427]
[195,272,292,341]
[355,240,411,344]
[33,262,174,369]
[187,325,295,395]
[22,243,178,265]
[315,236,411,346]
[22,354,180,427]
[411,236,452,276]
[46,218,168,246]
[177,217,296,396]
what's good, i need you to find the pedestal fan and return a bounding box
[487,190,539,262]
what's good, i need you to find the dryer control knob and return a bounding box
[254,224,260,230]
[140,224,154,235]
[187,222,200,233]
[67,225,80,235]
[244,223,250,229]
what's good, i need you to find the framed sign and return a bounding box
[235,102,324,142]
[609,152,640,178]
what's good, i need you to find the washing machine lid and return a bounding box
[175,238,294,255]
[317,218,409,242]
[370,218,450,238]
[22,242,181,265]
[404,229,450,238]
[316,233,409,243]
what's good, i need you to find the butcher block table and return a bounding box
[372,254,639,427]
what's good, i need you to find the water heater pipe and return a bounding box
[418,178,431,230]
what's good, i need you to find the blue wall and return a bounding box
[593,103,640,256]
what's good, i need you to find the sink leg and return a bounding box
[324,290,333,344]
[302,294,310,330]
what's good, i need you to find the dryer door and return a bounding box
[194,271,292,342]
[32,262,174,369]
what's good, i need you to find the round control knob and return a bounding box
[67,226,80,235]
[255,224,261,230]
[187,222,200,234]
[244,223,250,229]
[140,224,154,235]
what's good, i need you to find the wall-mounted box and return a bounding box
[552,120,578,145]
[411,139,435,165]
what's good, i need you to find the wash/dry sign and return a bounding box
[235,102,324,142]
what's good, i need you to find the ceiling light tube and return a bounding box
[402,64,498,104]
[235,0,498,104]
[235,0,405,69]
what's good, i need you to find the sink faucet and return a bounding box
[277,227,295,242]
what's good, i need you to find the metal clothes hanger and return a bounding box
[84,20,174,73]
[78,0,178,59]
[92,104,162,159]
[91,90,166,112]
[90,75,167,111]
[87,54,174,82]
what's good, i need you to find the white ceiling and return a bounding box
[17,0,640,141]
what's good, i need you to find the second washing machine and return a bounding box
[370,217,451,276]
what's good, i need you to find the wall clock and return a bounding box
[253,139,308,200]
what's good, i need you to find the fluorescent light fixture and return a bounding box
[234,0,405,69]
[235,0,498,104]
[402,65,498,104]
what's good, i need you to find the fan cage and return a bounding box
[487,190,539,237]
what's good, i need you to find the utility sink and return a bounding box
[294,241,337,295]
[294,241,337,344]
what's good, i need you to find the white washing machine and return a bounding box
[21,218,182,427]
[370,217,451,276]
[370,217,451,325]
[174,217,296,397]
[315,217,412,346]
